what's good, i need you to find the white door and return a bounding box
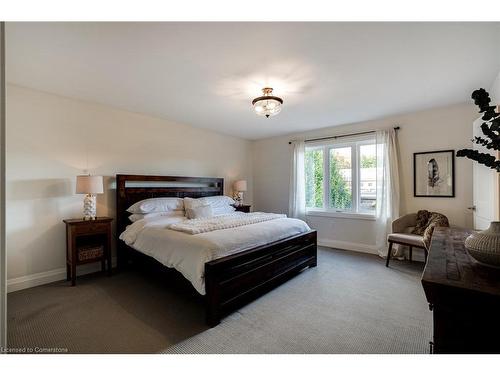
[472,117,500,230]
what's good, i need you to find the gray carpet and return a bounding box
[8,247,432,354]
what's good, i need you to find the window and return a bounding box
[304,147,324,208]
[329,147,352,210]
[359,143,377,212]
[305,136,377,216]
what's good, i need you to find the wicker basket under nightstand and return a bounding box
[63,217,113,286]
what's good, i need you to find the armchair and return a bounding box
[385,213,428,267]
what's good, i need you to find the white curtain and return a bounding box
[289,140,306,221]
[375,129,400,257]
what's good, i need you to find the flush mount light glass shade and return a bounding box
[252,87,283,118]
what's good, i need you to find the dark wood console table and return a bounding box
[422,227,500,353]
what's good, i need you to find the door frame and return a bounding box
[472,117,500,229]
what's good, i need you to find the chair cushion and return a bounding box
[387,233,425,247]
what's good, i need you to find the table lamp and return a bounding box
[76,175,104,220]
[233,180,247,206]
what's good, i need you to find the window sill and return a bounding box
[306,210,376,221]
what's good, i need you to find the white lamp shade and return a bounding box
[234,180,247,192]
[76,175,104,194]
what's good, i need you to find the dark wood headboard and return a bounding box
[116,174,224,236]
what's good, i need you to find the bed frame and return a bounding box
[116,174,317,326]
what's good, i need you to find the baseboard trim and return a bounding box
[318,238,379,255]
[8,238,387,293]
[7,258,117,293]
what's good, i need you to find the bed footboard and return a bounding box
[204,230,317,326]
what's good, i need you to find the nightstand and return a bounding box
[63,217,113,286]
[233,204,251,213]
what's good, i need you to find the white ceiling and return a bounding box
[6,22,500,140]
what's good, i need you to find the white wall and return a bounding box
[253,103,477,254]
[490,72,500,103]
[3,84,485,291]
[6,84,253,290]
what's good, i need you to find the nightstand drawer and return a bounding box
[73,222,109,235]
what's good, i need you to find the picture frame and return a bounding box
[413,150,455,198]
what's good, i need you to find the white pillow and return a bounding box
[201,195,235,206]
[212,206,236,215]
[127,197,184,214]
[186,204,213,220]
[184,196,235,216]
[139,214,186,225]
[128,211,185,223]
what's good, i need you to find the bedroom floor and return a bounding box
[7,247,432,354]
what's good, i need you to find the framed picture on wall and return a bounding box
[414,150,455,198]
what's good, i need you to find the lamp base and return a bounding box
[83,194,97,220]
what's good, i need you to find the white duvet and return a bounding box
[119,212,311,295]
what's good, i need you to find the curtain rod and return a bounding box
[288,126,400,145]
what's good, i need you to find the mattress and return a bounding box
[119,213,311,294]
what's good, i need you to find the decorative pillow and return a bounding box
[186,204,213,220]
[127,197,184,214]
[184,196,236,216]
[183,197,204,210]
[128,211,185,223]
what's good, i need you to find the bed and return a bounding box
[116,174,317,326]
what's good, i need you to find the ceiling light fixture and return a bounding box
[252,87,283,118]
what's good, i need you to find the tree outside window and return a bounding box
[305,148,323,208]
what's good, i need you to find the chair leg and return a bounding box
[409,246,413,263]
[386,242,393,267]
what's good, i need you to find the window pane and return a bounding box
[359,144,377,212]
[305,148,324,208]
[329,147,352,210]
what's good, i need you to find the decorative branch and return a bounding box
[473,136,496,150]
[456,149,500,172]
[457,88,500,172]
